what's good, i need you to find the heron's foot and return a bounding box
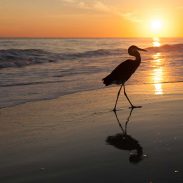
[129,105,142,109]
[112,108,117,112]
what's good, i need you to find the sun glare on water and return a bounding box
[152,37,161,47]
[149,19,165,94]
[152,53,164,95]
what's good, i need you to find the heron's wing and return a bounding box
[110,59,139,82]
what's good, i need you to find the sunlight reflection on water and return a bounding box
[152,54,164,95]
[151,38,164,95]
[152,37,161,47]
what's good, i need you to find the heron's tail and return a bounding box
[102,74,113,86]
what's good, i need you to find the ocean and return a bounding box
[0,38,183,108]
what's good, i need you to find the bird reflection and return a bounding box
[106,109,144,164]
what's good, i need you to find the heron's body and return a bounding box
[102,45,146,111]
[103,58,140,86]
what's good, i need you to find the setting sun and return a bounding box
[150,19,163,34]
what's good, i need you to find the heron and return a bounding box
[102,45,147,111]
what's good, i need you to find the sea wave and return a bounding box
[0,49,52,68]
[0,43,183,69]
[0,48,126,69]
[147,43,183,52]
[0,80,64,87]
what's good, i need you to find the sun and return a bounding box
[150,19,163,34]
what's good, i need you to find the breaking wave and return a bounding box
[0,43,183,69]
[147,43,183,52]
[0,49,51,68]
[0,48,125,69]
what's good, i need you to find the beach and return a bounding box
[1,0,183,181]
[0,82,183,183]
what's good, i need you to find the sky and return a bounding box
[0,0,183,38]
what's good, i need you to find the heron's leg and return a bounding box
[123,85,142,108]
[123,85,134,107]
[113,84,123,111]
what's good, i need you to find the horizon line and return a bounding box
[0,36,183,39]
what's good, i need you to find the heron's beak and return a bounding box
[137,47,147,52]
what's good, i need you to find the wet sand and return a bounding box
[0,83,183,183]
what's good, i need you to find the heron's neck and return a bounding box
[134,51,141,62]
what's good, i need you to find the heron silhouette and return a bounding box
[102,45,147,111]
[106,109,144,164]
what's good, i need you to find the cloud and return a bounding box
[78,1,110,12]
[93,1,110,12]
[61,0,110,13]
[120,12,142,23]
[61,0,143,23]
[61,0,77,3]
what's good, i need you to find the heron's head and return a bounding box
[128,45,147,56]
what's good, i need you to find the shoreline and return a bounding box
[1,81,183,110]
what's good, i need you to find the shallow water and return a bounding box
[0,38,183,108]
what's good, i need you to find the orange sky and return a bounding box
[0,0,183,38]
